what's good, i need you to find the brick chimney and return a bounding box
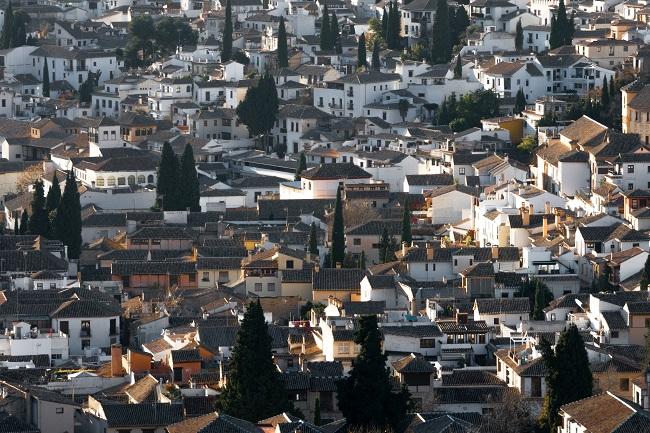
[543,216,549,238]
[426,242,433,261]
[111,344,123,377]
[544,201,551,214]
[491,245,499,260]
[522,207,530,227]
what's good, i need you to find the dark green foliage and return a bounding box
[232,51,249,65]
[42,58,50,97]
[314,397,322,426]
[273,141,287,158]
[222,0,233,62]
[610,76,616,98]
[357,33,367,67]
[359,251,366,269]
[79,71,100,104]
[329,186,345,267]
[29,180,50,237]
[155,17,198,58]
[54,171,82,259]
[401,197,412,245]
[179,143,201,211]
[438,90,499,131]
[452,6,470,47]
[337,316,412,431]
[277,16,288,68]
[398,99,409,122]
[295,152,307,180]
[378,227,398,263]
[13,214,18,234]
[125,15,155,67]
[19,211,29,235]
[515,20,523,51]
[308,222,319,255]
[539,325,592,432]
[514,88,526,113]
[46,173,61,213]
[601,76,610,109]
[385,1,401,50]
[533,282,554,320]
[519,279,551,313]
[453,55,462,79]
[381,7,388,40]
[156,141,180,211]
[549,0,573,49]
[430,0,450,64]
[11,10,29,47]
[1,2,13,49]
[330,12,341,53]
[371,41,380,70]
[221,300,293,421]
[320,6,331,51]
[236,73,279,150]
[641,254,650,290]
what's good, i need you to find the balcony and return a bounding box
[80,329,91,338]
[328,102,342,109]
[347,103,354,110]
[346,90,354,97]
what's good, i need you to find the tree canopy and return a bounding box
[329,186,345,267]
[236,72,279,150]
[53,171,82,259]
[277,16,288,68]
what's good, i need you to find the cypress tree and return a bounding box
[308,222,319,255]
[532,282,553,320]
[389,1,400,49]
[320,6,330,51]
[641,255,650,290]
[330,12,341,53]
[222,0,233,62]
[1,2,13,49]
[179,143,201,211]
[54,171,82,259]
[295,152,307,180]
[46,172,61,213]
[314,397,322,426]
[357,33,367,67]
[453,6,469,44]
[385,2,393,49]
[453,55,462,79]
[19,210,29,235]
[337,315,411,431]
[13,213,19,234]
[277,16,288,68]
[556,0,570,46]
[156,141,179,210]
[549,15,560,50]
[515,20,523,51]
[359,251,366,268]
[371,41,380,71]
[601,76,610,109]
[378,227,391,263]
[430,0,450,64]
[514,88,526,113]
[29,180,50,237]
[381,7,388,40]
[401,197,412,245]
[609,76,615,98]
[42,58,50,97]
[221,300,293,421]
[539,325,592,432]
[329,186,345,267]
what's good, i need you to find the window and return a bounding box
[628,164,635,173]
[218,271,229,283]
[620,378,630,391]
[81,320,91,337]
[254,283,262,291]
[494,318,500,325]
[107,176,116,186]
[459,167,465,175]
[420,338,435,348]
[268,283,276,291]
[202,272,210,282]
[286,260,294,269]
[59,321,69,335]
[55,407,64,414]
[127,175,135,185]
[189,273,196,283]
[611,330,619,338]
[628,183,634,191]
[338,343,350,354]
[81,339,90,349]
[137,175,145,184]
[353,238,361,246]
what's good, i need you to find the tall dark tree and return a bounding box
[330,12,341,53]
[19,210,29,235]
[320,5,331,50]
[453,6,470,44]
[237,73,279,151]
[430,0,450,64]
[13,213,18,234]
[29,180,50,237]
[453,55,462,79]
[314,398,322,426]
[549,15,560,50]
[329,186,345,267]
[54,171,82,259]
[357,33,367,67]
[277,16,288,68]
[377,227,398,263]
[601,76,610,109]
[308,222,319,256]
[398,99,409,122]
[514,88,526,113]
[295,152,307,180]
[222,0,233,62]
[609,76,616,99]
[371,41,380,70]
[337,315,411,431]
[539,325,592,432]
[46,172,61,213]
[179,143,200,211]
[532,282,553,320]
[641,254,650,290]
[156,141,180,210]
[401,197,412,245]
[1,2,13,49]
[515,20,523,51]
[42,58,50,97]
[221,300,293,421]
[385,1,400,49]
[381,7,388,40]
[549,0,572,49]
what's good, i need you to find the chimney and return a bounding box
[528,203,534,215]
[555,209,561,226]
[111,344,122,377]
[543,216,549,238]
[544,201,551,214]
[456,311,468,324]
[491,245,499,260]
[522,208,530,227]
[401,241,408,256]
[426,242,434,261]
[336,262,342,269]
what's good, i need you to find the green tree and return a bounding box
[126,15,156,66]
[337,315,411,431]
[221,300,293,421]
[539,325,592,432]
[295,152,307,180]
[430,0,450,64]
[314,397,322,426]
[533,282,553,320]
[549,15,560,50]
[320,5,331,51]
[453,6,470,45]
[330,12,341,53]
[359,251,366,268]
[222,0,233,62]
[517,135,538,153]
[357,33,367,67]
[514,88,527,113]
[46,172,61,213]
[386,1,400,49]
[42,58,50,98]
[308,222,319,255]
[398,99,409,122]
[179,143,201,212]
[13,213,19,234]
[54,171,82,259]
[156,141,180,210]
[453,55,462,79]
[601,76,610,109]
[371,41,380,70]
[515,20,523,51]
[12,10,28,47]
[236,73,279,151]
[401,197,412,245]
[329,186,345,267]
[381,7,388,40]
[640,254,650,290]
[19,210,29,235]
[29,180,50,237]
[378,227,391,264]
[1,2,13,49]
[277,16,288,68]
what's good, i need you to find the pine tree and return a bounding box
[314,397,322,426]
[54,171,82,259]
[308,222,319,256]
[46,172,61,213]
[156,141,179,210]
[337,315,411,431]
[453,55,462,79]
[320,6,330,51]
[371,41,380,71]
[222,0,233,62]
[1,2,13,49]
[515,20,523,51]
[514,88,526,113]
[19,210,29,235]
[430,0,450,64]
[179,143,200,211]
[329,186,345,267]
[221,300,293,421]
[42,58,50,97]
[277,16,288,68]
[601,76,610,109]
[401,197,412,245]
[357,33,367,67]
[330,12,341,53]
[295,152,307,180]
[29,180,50,237]
[539,325,592,432]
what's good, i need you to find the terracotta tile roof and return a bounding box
[559,393,637,433]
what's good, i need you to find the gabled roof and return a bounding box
[101,403,184,427]
[474,297,530,315]
[300,163,371,180]
[312,269,365,291]
[392,354,434,373]
[559,393,650,433]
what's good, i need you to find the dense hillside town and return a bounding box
[0,0,650,432]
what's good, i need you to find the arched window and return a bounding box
[137,175,145,184]
[128,175,135,185]
[107,176,115,186]
[147,174,154,183]
[117,177,126,186]
[96,177,105,187]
